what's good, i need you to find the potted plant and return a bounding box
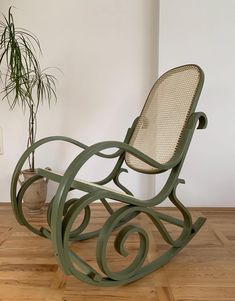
[0,7,57,214]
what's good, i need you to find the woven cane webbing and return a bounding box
[125,65,202,173]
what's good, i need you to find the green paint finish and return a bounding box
[10,65,207,286]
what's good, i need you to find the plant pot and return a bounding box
[19,169,49,215]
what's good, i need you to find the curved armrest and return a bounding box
[10,136,126,223]
[10,136,88,218]
[12,136,87,177]
[65,141,170,176]
[47,141,171,222]
[51,141,172,201]
[11,135,124,183]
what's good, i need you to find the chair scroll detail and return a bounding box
[11,64,208,286]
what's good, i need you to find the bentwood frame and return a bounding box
[11,64,208,286]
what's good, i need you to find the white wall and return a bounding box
[0,1,159,201]
[2,1,234,207]
[159,0,235,206]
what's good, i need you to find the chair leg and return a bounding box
[51,267,68,289]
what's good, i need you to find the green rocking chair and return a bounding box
[11,64,207,287]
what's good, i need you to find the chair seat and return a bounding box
[36,168,134,199]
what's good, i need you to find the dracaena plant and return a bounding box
[0,7,57,171]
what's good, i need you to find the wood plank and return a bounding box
[0,203,234,300]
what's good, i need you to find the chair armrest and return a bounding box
[46,141,171,223]
[11,136,89,220]
[63,140,170,178]
[49,141,172,204]
[12,135,88,177]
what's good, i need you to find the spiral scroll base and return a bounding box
[11,174,206,287]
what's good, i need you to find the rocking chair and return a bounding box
[11,64,207,286]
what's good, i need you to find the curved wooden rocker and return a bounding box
[11,64,207,287]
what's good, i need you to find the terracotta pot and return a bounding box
[19,169,49,214]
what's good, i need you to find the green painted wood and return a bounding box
[10,64,208,286]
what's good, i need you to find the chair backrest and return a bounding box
[125,64,204,173]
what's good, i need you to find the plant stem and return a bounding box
[28,104,35,171]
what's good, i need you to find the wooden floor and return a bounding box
[0,203,234,301]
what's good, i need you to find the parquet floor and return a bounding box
[0,203,234,301]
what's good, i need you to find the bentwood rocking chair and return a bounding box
[11,64,207,287]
